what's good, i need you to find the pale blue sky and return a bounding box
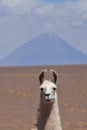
[0,0,87,60]
[43,0,77,3]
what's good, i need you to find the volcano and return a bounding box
[0,32,87,66]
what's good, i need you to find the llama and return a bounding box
[37,69,63,130]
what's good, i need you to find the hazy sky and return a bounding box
[0,0,87,60]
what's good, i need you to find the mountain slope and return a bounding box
[0,32,87,66]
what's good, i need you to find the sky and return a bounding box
[0,0,87,60]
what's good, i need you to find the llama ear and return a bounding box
[50,70,58,84]
[39,70,47,85]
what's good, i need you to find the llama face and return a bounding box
[40,80,57,103]
[39,69,58,103]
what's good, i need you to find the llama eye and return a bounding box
[41,88,44,91]
[53,88,56,90]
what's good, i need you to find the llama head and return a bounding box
[39,69,58,103]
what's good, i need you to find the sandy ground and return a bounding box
[0,65,87,130]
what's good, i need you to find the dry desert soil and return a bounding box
[0,65,87,130]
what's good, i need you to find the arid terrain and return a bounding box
[0,65,87,130]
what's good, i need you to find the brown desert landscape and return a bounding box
[0,65,87,130]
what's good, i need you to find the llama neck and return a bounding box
[38,93,62,130]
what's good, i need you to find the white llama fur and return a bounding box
[37,70,63,130]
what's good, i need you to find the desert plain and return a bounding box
[0,65,87,130]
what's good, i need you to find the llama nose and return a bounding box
[45,93,50,97]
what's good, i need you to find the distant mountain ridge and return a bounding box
[0,32,87,66]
